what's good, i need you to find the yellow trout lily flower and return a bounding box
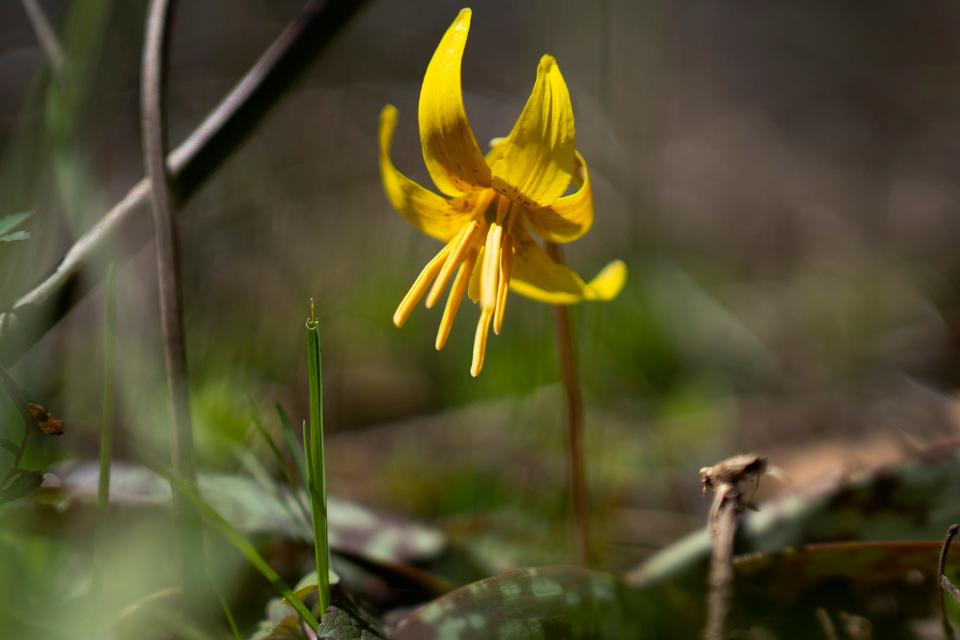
[379,8,626,377]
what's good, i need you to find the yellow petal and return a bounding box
[379,105,475,241]
[490,55,576,209]
[524,151,593,243]
[509,229,627,304]
[418,9,492,197]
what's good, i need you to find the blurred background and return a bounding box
[2,0,960,623]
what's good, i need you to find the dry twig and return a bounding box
[700,453,769,640]
[0,0,368,367]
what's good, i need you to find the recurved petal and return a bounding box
[524,151,593,243]
[418,9,492,197]
[509,229,627,304]
[490,55,576,209]
[380,105,476,242]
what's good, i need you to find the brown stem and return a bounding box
[704,485,736,640]
[0,0,369,367]
[699,454,768,640]
[546,242,589,567]
[141,0,205,605]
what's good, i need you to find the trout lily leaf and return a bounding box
[379,9,626,376]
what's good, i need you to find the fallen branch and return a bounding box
[0,0,368,367]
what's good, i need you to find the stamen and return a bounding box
[467,245,484,303]
[470,307,493,377]
[495,194,511,224]
[392,244,451,327]
[480,222,503,310]
[435,249,477,351]
[493,233,514,335]
[426,221,479,309]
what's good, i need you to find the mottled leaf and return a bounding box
[0,230,30,242]
[392,566,658,639]
[51,462,445,563]
[0,470,44,505]
[0,438,19,457]
[316,607,385,640]
[733,540,943,591]
[252,588,386,640]
[0,211,32,237]
[725,541,947,636]
[630,447,960,587]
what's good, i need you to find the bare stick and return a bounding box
[20,0,65,75]
[939,524,960,640]
[0,0,368,367]
[546,242,589,566]
[700,454,768,640]
[141,0,204,604]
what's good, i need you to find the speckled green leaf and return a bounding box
[392,566,662,639]
[0,211,32,238]
[316,606,385,640]
[0,230,30,242]
[727,540,948,636]
[49,461,445,564]
[251,589,386,640]
[0,470,43,505]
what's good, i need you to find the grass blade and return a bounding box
[305,301,330,615]
[275,402,307,488]
[162,469,319,631]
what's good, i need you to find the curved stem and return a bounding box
[141,0,205,604]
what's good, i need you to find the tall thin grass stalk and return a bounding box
[546,242,590,566]
[304,300,331,615]
[248,406,311,527]
[213,581,242,640]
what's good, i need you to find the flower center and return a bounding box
[392,191,517,377]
